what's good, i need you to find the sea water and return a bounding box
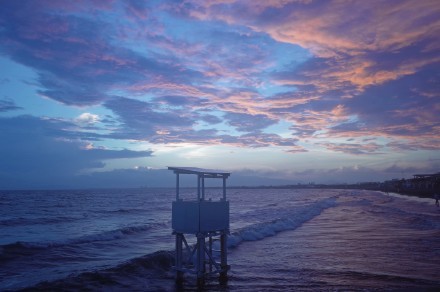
[0,188,439,290]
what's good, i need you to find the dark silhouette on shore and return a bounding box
[232,172,440,198]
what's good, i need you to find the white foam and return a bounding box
[227,198,336,248]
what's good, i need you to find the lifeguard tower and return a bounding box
[168,167,230,284]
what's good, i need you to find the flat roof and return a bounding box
[168,166,230,177]
[414,173,440,177]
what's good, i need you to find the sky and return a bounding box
[0,0,439,189]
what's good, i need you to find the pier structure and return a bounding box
[168,167,230,284]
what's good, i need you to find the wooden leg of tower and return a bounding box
[175,233,183,282]
[219,232,228,281]
[209,235,213,272]
[197,234,205,285]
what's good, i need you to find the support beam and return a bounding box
[197,234,205,280]
[222,176,226,200]
[220,232,228,280]
[176,173,180,200]
[197,175,201,200]
[201,176,205,200]
[209,235,213,272]
[175,233,183,281]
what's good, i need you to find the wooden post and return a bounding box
[220,232,228,280]
[201,176,205,200]
[197,234,205,282]
[209,235,213,272]
[175,233,183,282]
[197,174,201,200]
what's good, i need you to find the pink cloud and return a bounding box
[286,105,353,138]
[387,140,440,151]
[318,142,383,155]
[184,0,439,91]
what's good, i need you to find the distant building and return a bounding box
[380,172,440,195]
[411,173,440,190]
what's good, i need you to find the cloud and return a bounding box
[200,114,222,124]
[0,1,205,106]
[177,0,440,149]
[103,96,195,139]
[283,104,352,138]
[0,115,153,189]
[224,112,278,132]
[190,0,439,60]
[124,0,150,21]
[75,113,100,125]
[318,142,383,155]
[387,140,440,152]
[327,65,440,144]
[0,99,22,112]
[219,132,300,149]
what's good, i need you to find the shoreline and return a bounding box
[230,185,439,199]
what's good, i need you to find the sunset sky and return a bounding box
[0,0,439,189]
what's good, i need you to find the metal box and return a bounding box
[172,200,229,233]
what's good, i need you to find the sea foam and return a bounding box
[227,197,336,248]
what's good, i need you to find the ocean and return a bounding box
[0,188,439,291]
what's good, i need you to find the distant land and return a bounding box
[231,172,440,198]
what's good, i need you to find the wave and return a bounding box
[367,200,440,230]
[69,224,159,244]
[25,248,440,291]
[0,208,158,227]
[22,250,175,291]
[94,207,156,215]
[227,198,336,248]
[0,215,86,227]
[0,223,166,261]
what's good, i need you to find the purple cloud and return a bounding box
[200,114,222,124]
[219,132,300,149]
[224,112,278,132]
[177,0,439,149]
[318,142,383,155]
[0,1,205,106]
[103,96,196,139]
[0,99,22,112]
[0,115,153,189]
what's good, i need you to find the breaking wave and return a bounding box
[228,198,336,248]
